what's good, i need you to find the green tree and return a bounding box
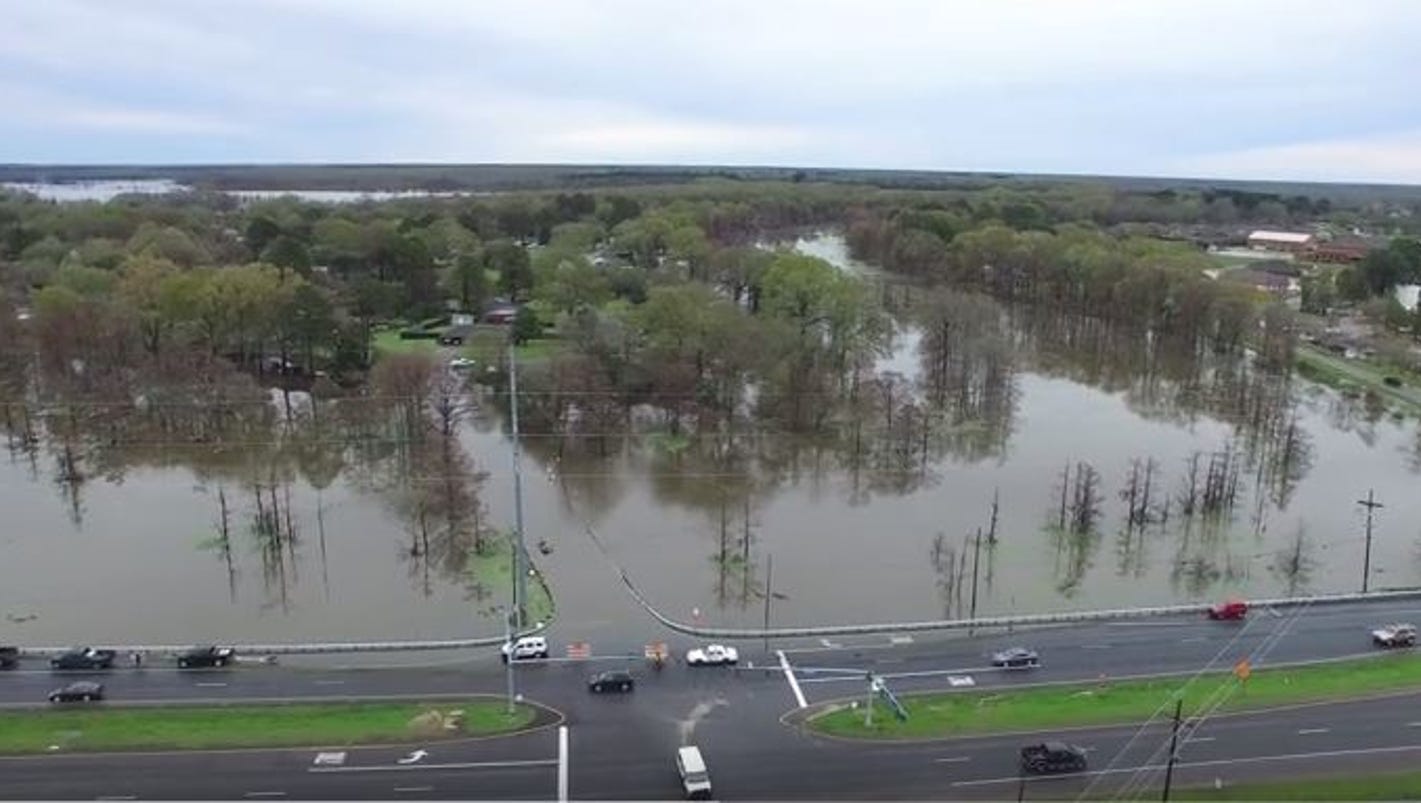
[512,306,542,345]
[487,240,533,300]
[446,252,491,311]
[117,255,180,355]
[127,222,210,266]
[245,216,283,257]
[261,235,311,280]
[278,280,336,373]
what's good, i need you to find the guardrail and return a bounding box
[613,564,1421,640]
[14,624,548,659]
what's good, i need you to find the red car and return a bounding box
[1207,600,1248,620]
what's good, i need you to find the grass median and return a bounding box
[0,699,539,754]
[1176,769,1421,800]
[808,653,1421,740]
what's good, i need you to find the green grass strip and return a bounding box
[0,699,537,754]
[1175,769,1421,800]
[809,653,1421,740]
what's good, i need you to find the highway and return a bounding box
[3,597,1421,799]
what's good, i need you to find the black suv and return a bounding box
[50,647,117,670]
[0,646,18,670]
[177,646,235,669]
[1021,741,1088,774]
[588,670,635,694]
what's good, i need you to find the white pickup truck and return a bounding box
[685,644,739,666]
[1372,623,1417,648]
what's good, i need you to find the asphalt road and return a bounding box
[4,598,1421,799]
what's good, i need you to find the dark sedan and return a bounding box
[48,681,104,703]
[50,648,117,670]
[588,670,635,693]
[177,646,235,669]
[991,647,1040,669]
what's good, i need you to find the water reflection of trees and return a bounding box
[2,351,495,611]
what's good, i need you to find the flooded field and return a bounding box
[2,235,1419,646]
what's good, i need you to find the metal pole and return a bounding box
[763,553,773,653]
[1358,490,1382,595]
[1161,698,1182,802]
[969,528,982,634]
[864,674,874,728]
[509,342,528,628]
[503,608,516,715]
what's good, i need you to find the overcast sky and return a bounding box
[5,0,1421,182]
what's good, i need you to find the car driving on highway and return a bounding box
[500,636,549,662]
[685,644,738,666]
[991,646,1040,669]
[48,681,104,703]
[1207,599,1248,620]
[1372,623,1417,648]
[177,645,236,668]
[588,670,635,693]
[0,645,17,670]
[50,647,117,670]
[1021,741,1088,774]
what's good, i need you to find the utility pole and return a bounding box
[968,528,982,633]
[763,553,773,652]
[509,342,528,629]
[503,607,516,715]
[1161,698,1183,802]
[1358,489,1383,594]
[863,673,875,727]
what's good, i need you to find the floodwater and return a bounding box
[2,181,489,204]
[2,234,1420,647]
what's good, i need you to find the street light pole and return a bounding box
[509,341,528,628]
[1358,489,1383,594]
[503,607,516,715]
[1161,698,1183,802]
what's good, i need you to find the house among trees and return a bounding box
[1247,230,1314,253]
[482,300,519,325]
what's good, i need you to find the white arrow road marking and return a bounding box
[397,749,429,765]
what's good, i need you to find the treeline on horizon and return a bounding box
[6,163,1421,204]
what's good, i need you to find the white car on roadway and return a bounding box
[685,644,739,666]
[501,636,549,662]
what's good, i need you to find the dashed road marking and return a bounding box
[194,682,227,688]
[1181,637,1209,643]
[819,639,841,649]
[309,760,558,774]
[934,756,972,764]
[394,787,433,794]
[889,635,914,645]
[1186,736,1216,743]
[313,752,347,767]
[313,680,346,686]
[1081,644,1112,650]
[1297,728,1330,735]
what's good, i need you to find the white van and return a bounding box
[500,636,548,662]
[676,745,712,800]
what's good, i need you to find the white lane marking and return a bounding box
[1180,637,1209,643]
[313,752,347,766]
[309,759,558,774]
[948,675,976,687]
[557,725,569,803]
[1185,736,1216,743]
[889,635,914,645]
[1297,728,1330,735]
[313,680,346,686]
[819,639,841,649]
[951,743,1421,787]
[95,796,137,801]
[194,682,227,688]
[243,793,286,799]
[1408,722,1421,728]
[1080,644,1112,650]
[934,756,972,764]
[1107,621,1200,628]
[394,787,433,794]
[777,650,808,709]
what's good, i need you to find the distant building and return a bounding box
[1247,230,1314,253]
[1309,236,1373,264]
[482,301,520,325]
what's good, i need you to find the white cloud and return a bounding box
[1179,131,1421,184]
